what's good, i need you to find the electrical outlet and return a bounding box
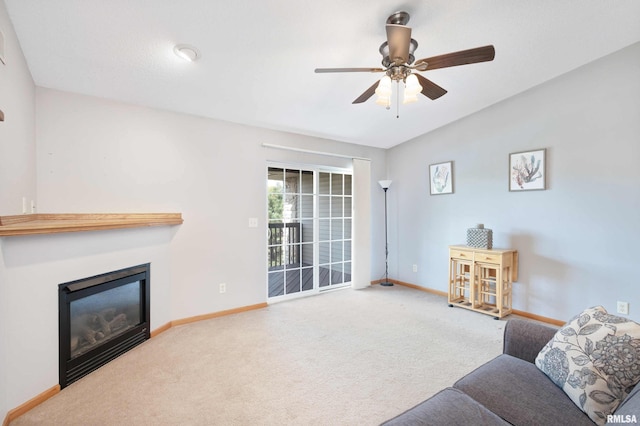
[219,283,226,294]
[617,301,629,315]
[412,264,418,272]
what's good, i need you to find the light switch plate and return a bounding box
[248,218,258,228]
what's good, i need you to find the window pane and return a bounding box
[331,241,343,263]
[268,168,284,192]
[331,196,342,218]
[268,271,284,297]
[300,195,313,219]
[319,219,330,242]
[301,220,313,244]
[344,262,352,282]
[344,197,352,218]
[331,263,343,284]
[301,267,313,291]
[285,242,301,268]
[301,171,313,194]
[331,219,342,240]
[319,172,330,194]
[300,243,313,267]
[285,169,300,194]
[344,241,351,261]
[344,219,352,239]
[268,194,283,220]
[267,245,283,269]
[331,174,343,195]
[318,196,330,218]
[319,242,330,265]
[344,175,352,195]
[286,269,301,294]
[284,194,298,219]
[268,222,284,246]
[319,266,330,287]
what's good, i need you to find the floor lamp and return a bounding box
[379,180,393,286]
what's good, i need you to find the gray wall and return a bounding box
[386,42,640,322]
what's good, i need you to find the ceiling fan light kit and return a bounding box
[315,11,495,112]
[402,74,422,104]
[375,76,392,108]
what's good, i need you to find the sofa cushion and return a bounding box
[535,306,640,425]
[454,354,595,426]
[380,387,510,426]
[503,318,558,363]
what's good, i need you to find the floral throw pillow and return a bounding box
[535,306,640,425]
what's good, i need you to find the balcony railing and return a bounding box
[268,222,301,269]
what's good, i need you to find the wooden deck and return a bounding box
[268,264,351,297]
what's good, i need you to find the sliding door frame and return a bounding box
[266,162,353,302]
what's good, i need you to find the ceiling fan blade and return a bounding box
[414,45,495,70]
[415,74,447,100]
[352,80,380,104]
[315,67,384,73]
[386,24,411,65]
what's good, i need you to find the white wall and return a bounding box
[0,86,387,416]
[35,88,387,320]
[1,228,174,411]
[387,42,640,322]
[0,0,35,215]
[0,0,36,419]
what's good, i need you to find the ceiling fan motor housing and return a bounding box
[380,39,418,67]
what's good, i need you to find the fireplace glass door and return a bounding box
[69,280,142,358]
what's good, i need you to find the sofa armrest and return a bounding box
[503,319,558,363]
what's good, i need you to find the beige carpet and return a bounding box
[11,285,510,425]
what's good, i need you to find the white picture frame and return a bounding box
[509,148,546,191]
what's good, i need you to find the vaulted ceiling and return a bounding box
[5,1,640,149]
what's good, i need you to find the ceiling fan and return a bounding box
[314,11,495,107]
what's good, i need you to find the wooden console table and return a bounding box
[448,245,518,319]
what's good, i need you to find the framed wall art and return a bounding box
[429,161,453,195]
[509,148,546,191]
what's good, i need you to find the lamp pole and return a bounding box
[378,180,393,286]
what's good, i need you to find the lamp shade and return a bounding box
[378,180,392,189]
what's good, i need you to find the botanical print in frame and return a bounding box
[429,161,453,195]
[509,149,546,191]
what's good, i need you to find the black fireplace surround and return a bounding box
[58,263,150,388]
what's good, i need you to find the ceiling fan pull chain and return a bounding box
[396,81,400,118]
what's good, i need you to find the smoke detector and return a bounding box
[173,44,200,62]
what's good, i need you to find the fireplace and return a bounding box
[58,263,150,388]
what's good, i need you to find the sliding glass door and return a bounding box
[267,166,352,300]
[318,172,352,288]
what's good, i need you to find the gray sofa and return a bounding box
[382,319,640,425]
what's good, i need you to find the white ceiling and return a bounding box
[5,1,640,149]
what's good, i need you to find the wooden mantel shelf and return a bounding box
[0,213,183,237]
